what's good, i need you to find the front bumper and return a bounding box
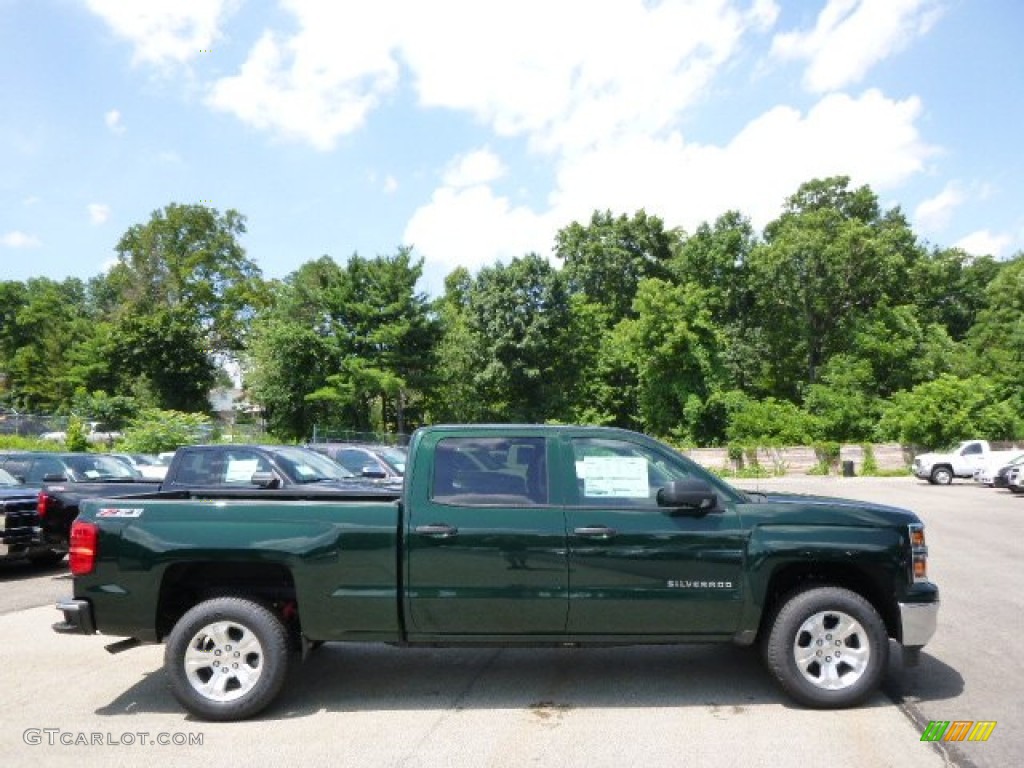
[900,599,939,647]
[53,598,96,635]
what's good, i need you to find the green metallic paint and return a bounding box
[71,425,938,649]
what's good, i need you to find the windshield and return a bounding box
[0,467,21,486]
[64,455,141,481]
[272,446,356,482]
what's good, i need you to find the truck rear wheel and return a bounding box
[764,586,888,708]
[165,597,290,721]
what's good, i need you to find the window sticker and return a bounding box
[581,456,649,498]
[225,459,259,483]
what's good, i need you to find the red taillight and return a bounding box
[69,521,98,576]
[37,491,49,518]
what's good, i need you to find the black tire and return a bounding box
[930,466,954,485]
[764,586,888,708]
[164,597,290,721]
[28,550,66,567]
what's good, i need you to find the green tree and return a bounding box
[749,177,922,398]
[462,254,580,422]
[616,279,727,442]
[246,258,349,438]
[246,250,437,439]
[556,209,677,324]
[966,254,1024,391]
[107,203,266,354]
[0,278,100,410]
[113,307,216,412]
[910,247,1001,341]
[428,268,490,423]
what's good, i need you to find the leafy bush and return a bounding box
[811,442,841,475]
[119,409,213,454]
[0,436,58,451]
[65,416,89,453]
[721,391,818,446]
[860,444,879,475]
[876,374,1021,448]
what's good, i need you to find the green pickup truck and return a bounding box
[54,425,939,721]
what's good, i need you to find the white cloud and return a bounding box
[104,109,125,134]
[2,231,41,248]
[207,3,401,151]
[914,182,964,234]
[771,0,943,92]
[383,175,398,194]
[404,184,554,273]
[86,0,240,65]
[22,196,41,206]
[406,89,935,274]
[443,149,505,189]
[955,230,1011,259]
[207,1,766,152]
[88,203,111,225]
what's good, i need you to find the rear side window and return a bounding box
[432,437,547,506]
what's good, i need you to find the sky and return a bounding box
[2,0,1022,296]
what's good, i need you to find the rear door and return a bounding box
[404,431,568,637]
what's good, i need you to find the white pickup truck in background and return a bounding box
[912,440,1019,485]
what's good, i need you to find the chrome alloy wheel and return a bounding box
[792,610,870,691]
[183,620,265,702]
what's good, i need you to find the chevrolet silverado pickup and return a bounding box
[0,467,63,565]
[54,425,939,721]
[37,444,394,551]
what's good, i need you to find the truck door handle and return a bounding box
[415,523,459,538]
[574,526,617,539]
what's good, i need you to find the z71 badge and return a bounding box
[96,508,144,518]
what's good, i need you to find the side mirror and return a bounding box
[360,465,387,479]
[250,471,281,489]
[657,478,718,513]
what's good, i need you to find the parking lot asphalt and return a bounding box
[1,476,1017,768]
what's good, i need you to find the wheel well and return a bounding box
[756,562,900,644]
[157,562,298,641]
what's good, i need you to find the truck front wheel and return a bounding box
[930,466,953,485]
[165,597,290,721]
[764,586,888,708]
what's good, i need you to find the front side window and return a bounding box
[432,437,547,505]
[570,437,697,508]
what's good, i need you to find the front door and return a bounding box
[405,434,569,637]
[564,435,747,636]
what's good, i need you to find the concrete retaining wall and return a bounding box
[682,443,912,475]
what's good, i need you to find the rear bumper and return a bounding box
[53,598,96,635]
[900,599,939,648]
